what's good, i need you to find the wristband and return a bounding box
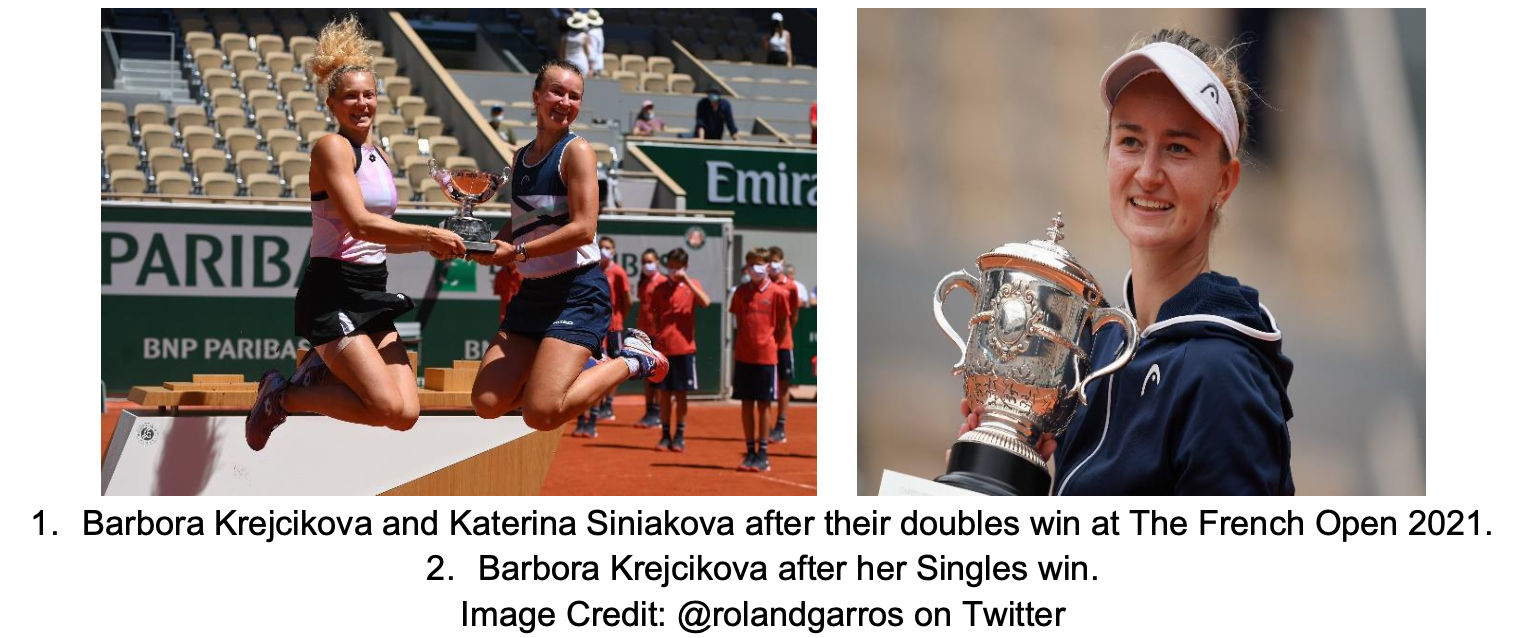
[514,243,529,261]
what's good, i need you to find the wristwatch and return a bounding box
[513,242,529,262]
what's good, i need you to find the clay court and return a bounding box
[102,395,816,496]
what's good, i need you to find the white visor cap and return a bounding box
[1099,42,1239,158]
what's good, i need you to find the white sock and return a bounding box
[623,356,641,377]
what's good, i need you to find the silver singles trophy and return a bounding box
[932,213,1139,495]
[430,158,506,253]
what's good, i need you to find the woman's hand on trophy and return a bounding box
[955,398,1057,462]
[468,240,515,267]
[426,227,468,260]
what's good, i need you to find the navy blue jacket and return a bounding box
[695,97,737,140]
[1053,272,1295,495]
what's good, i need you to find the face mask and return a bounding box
[750,264,767,279]
[672,267,686,278]
[640,111,653,120]
[769,260,783,274]
[601,247,615,260]
[643,262,658,273]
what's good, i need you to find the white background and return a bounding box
[3,2,1515,635]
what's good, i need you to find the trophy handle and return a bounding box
[933,270,980,374]
[1067,306,1139,405]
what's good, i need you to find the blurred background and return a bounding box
[857,8,1425,495]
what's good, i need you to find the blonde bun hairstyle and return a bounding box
[309,16,374,96]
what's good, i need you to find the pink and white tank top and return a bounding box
[309,142,398,265]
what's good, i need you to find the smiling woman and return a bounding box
[960,28,1296,495]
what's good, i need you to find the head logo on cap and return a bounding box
[1200,83,1220,104]
[1100,42,1240,157]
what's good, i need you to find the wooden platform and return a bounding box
[126,355,484,411]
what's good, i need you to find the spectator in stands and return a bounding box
[694,85,738,141]
[585,9,606,77]
[763,12,793,67]
[489,105,517,145]
[633,100,665,137]
[560,13,592,77]
[810,101,817,144]
[785,264,811,307]
[246,16,469,452]
[468,61,669,433]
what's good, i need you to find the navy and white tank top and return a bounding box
[510,132,599,278]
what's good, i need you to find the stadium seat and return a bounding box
[173,105,208,133]
[719,46,744,62]
[110,170,147,194]
[239,69,272,92]
[213,107,246,135]
[648,56,675,76]
[139,124,176,152]
[376,94,393,116]
[396,96,426,125]
[286,90,317,115]
[429,136,459,163]
[246,173,283,197]
[375,114,407,141]
[255,109,287,137]
[220,32,250,57]
[101,122,132,148]
[279,19,308,40]
[211,88,243,111]
[304,130,329,147]
[614,71,637,92]
[157,170,193,195]
[394,177,413,202]
[630,41,655,57]
[420,181,446,202]
[279,152,310,184]
[254,34,284,57]
[201,172,237,196]
[621,54,646,75]
[689,44,716,60]
[479,98,507,111]
[290,174,311,199]
[601,54,619,75]
[445,156,477,171]
[295,111,327,138]
[195,49,226,77]
[383,75,412,98]
[389,134,419,165]
[148,147,185,176]
[728,76,754,84]
[639,72,666,93]
[267,129,299,159]
[236,149,273,178]
[788,78,811,86]
[365,39,384,58]
[134,103,169,127]
[404,155,432,190]
[102,102,128,124]
[185,31,215,53]
[288,36,317,62]
[265,51,295,76]
[193,145,228,175]
[180,17,209,35]
[372,56,397,79]
[590,142,613,166]
[203,68,236,93]
[276,72,306,98]
[249,89,281,114]
[229,50,260,74]
[182,125,216,155]
[104,145,140,173]
[759,77,783,85]
[668,73,695,94]
[414,115,443,140]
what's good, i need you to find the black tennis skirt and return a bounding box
[294,257,415,347]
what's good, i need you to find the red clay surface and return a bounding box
[541,396,816,496]
[102,396,816,496]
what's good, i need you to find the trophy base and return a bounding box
[462,240,497,254]
[935,440,1052,496]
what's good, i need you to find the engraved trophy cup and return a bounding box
[931,213,1139,495]
[430,158,506,253]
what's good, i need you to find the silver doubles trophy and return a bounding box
[932,213,1139,495]
[430,158,506,253]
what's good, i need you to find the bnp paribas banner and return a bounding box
[631,142,816,229]
[102,202,732,394]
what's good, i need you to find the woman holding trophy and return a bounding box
[246,17,469,451]
[956,29,1295,495]
[468,61,669,431]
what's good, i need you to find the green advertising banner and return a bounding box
[102,202,732,396]
[792,306,818,386]
[632,142,816,229]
